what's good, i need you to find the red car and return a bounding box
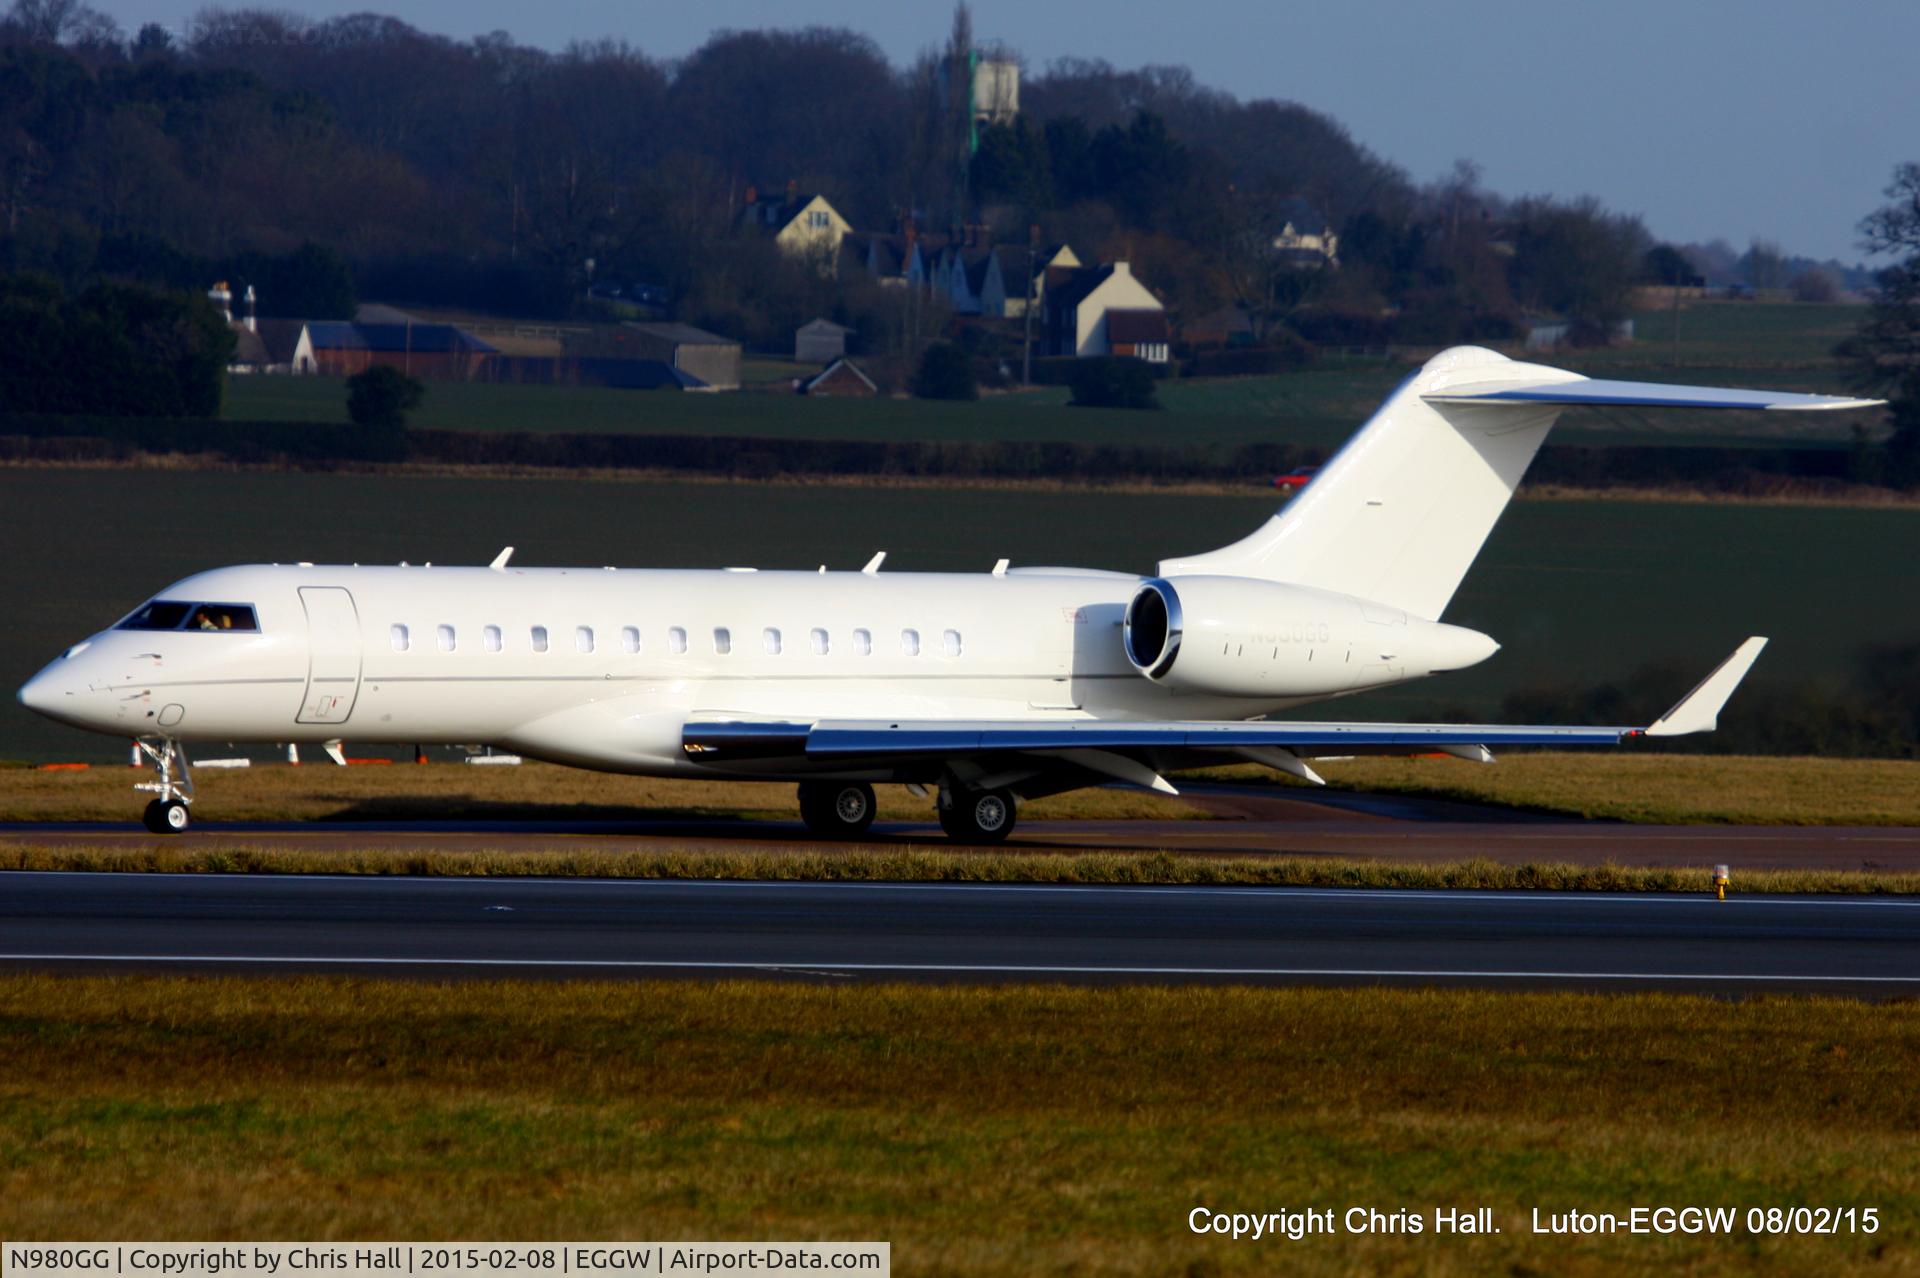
[1271,465,1318,492]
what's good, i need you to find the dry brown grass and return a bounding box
[0,976,1914,1274]
[1197,753,1920,826]
[3,842,1916,894]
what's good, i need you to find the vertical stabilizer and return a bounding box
[1159,346,1581,620]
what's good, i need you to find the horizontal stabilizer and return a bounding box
[1646,637,1768,737]
[1425,379,1883,413]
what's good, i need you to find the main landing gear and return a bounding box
[134,737,194,834]
[793,779,1020,844]
[797,781,877,838]
[938,785,1017,845]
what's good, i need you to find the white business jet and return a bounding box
[18,347,1881,837]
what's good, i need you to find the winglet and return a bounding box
[861,552,886,575]
[1645,637,1768,737]
[489,546,514,571]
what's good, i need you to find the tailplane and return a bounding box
[1160,346,1881,621]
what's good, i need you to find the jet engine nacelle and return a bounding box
[1122,575,1499,699]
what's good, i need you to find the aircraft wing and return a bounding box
[684,639,1767,788]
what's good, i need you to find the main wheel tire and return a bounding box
[939,787,1016,844]
[797,781,876,838]
[143,799,190,834]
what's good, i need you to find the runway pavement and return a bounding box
[1,872,1915,993]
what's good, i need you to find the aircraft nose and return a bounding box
[17,655,88,725]
[17,667,63,715]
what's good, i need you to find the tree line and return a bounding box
[0,0,1680,347]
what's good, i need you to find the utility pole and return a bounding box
[1022,224,1038,384]
[1670,263,1682,367]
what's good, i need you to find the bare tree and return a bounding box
[1846,163,1920,485]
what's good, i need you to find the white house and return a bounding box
[1043,261,1166,357]
[1272,199,1339,266]
[739,185,853,273]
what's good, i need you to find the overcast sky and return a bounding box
[109,0,1916,263]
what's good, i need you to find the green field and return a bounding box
[1584,300,1865,368]
[4,469,1917,762]
[220,302,1883,451]
[1,976,1913,1274]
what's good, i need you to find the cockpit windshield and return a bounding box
[117,601,258,632]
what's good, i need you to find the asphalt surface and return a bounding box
[2,872,1916,994]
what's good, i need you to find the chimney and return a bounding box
[1112,261,1132,278]
[744,183,758,206]
[208,281,232,323]
[243,284,257,332]
[786,178,797,204]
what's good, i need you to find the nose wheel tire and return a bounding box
[938,787,1017,844]
[797,781,877,838]
[142,799,191,834]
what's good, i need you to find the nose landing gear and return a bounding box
[133,738,194,834]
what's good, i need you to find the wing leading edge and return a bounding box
[684,639,1768,786]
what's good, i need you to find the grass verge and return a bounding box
[1219,754,1920,826]
[0,975,1913,1274]
[3,843,1916,893]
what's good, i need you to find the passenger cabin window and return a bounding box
[118,601,258,632]
[901,628,920,657]
[713,627,732,655]
[668,627,688,655]
[437,624,456,653]
[621,626,641,654]
[483,625,502,653]
[810,627,829,655]
[531,625,549,653]
[853,628,872,656]
[390,624,410,652]
[576,625,594,654]
[943,629,962,657]
[763,627,782,655]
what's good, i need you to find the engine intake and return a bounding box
[1123,577,1182,678]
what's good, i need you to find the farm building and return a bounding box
[800,359,877,397]
[624,322,741,391]
[227,320,315,374]
[795,318,854,363]
[304,322,497,380]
